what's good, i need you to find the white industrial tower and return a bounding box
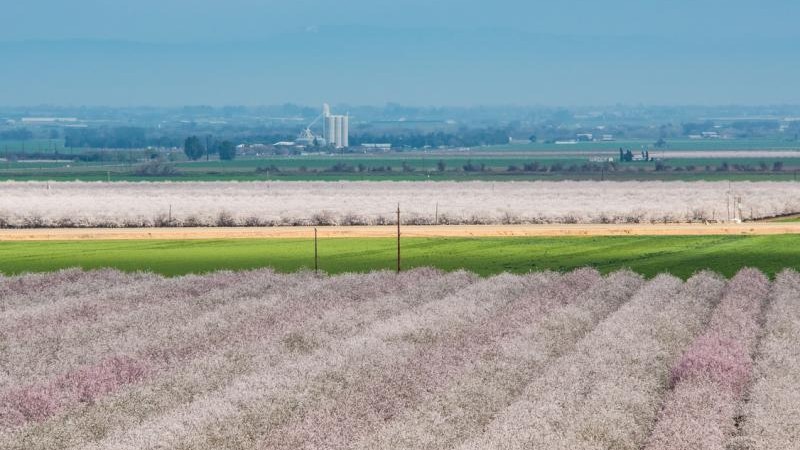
[323,103,349,149]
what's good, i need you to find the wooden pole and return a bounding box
[314,227,319,273]
[727,181,731,219]
[737,197,743,222]
[396,203,401,273]
[726,192,730,222]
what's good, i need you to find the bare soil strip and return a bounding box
[2,223,800,241]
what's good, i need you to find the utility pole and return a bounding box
[725,191,730,222]
[314,227,319,273]
[726,182,732,222]
[396,203,401,273]
[737,196,743,222]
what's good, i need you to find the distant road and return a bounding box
[2,223,800,240]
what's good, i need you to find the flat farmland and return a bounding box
[2,180,800,227]
[1,235,799,278]
[4,137,800,182]
[1,267,798,449]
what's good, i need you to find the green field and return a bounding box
[0,139,66,153]
[1,235,798,279]
[2,156,800,182]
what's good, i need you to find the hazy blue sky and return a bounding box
[1,0,799,106]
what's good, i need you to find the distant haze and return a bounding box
[1,0,799,106]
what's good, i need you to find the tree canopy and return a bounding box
[184,136,204,160]
[217,140,237,160]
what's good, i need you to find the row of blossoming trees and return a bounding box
[2,180,800,227]
[0,267,798,448]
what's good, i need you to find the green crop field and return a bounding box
[1,235,798,278]
[0,139,66,153]
[2,156,800,182]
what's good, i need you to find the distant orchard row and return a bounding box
[0,180,799,227]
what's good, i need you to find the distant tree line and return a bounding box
[0,128,33,140]
[253,159,795,176]
[184,136,237,161]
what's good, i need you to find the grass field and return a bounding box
[771,216,800,222]
[1,235,798,278]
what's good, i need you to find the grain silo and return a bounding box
[322,104,350,149]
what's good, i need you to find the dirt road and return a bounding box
[1,223,800,241]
